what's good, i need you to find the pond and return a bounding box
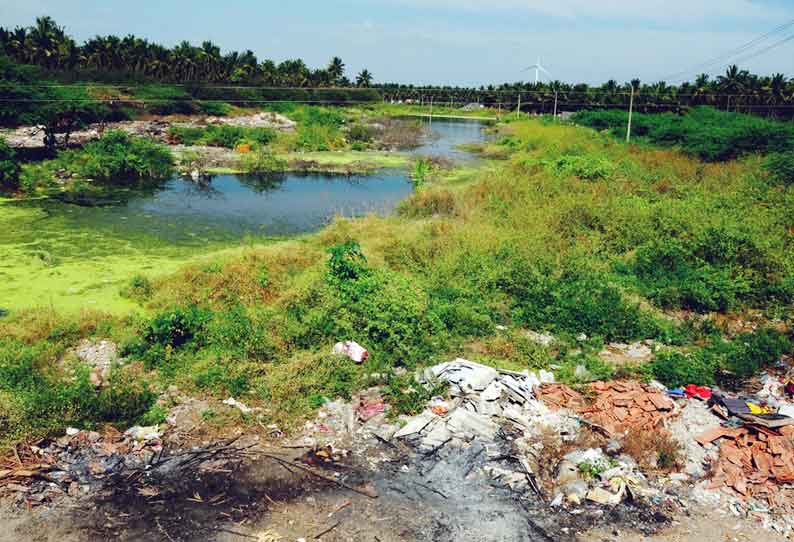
[0,118,490,312]
[13,118,490,243]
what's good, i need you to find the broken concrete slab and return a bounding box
[446,408,499,440]
[394,411,436,439]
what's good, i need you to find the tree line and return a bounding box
[0,17,374,87]
[380,66,793,119]
[1,16,793,120]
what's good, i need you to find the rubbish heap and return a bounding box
[386,359,656,505]
[0,425,162,506]
[537,381,678,435]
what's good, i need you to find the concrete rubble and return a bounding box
[1,112,296,149]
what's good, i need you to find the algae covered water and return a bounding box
[0,118,489,312]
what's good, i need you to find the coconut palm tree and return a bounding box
[356,69,373,88]
[327,56,345,86]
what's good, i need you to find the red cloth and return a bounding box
[685,384,712,400]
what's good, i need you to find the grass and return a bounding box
[1,112,793,445]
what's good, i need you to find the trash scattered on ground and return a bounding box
[332,341,369,363]
[355,396,385,422]
[223,397,257,414]
[597,340,656,365]
[0,425,163,506]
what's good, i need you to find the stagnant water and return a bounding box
[5,118,490,247]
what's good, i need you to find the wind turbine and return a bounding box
[524,57,551,84]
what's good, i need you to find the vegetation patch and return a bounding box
[573,107,794,161]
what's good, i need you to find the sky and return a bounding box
[2,0,793,86]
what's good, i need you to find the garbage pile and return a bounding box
[537,381,677,435]
[0,425,163,506]
[382,359,660,506]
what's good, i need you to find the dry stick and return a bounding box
[410,481,448,499]
[313,521,341,540]
[260,453,378,499]
[216,528,258,540]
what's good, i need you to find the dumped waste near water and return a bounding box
[6,352,794,540]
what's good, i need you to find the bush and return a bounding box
[0,139,20,191]
[764,151,794,186]
[539,153,615,180]
[61,131,174,181]
[240,149,287,173]
[500,261,658,341]
[650,350,716,388]
[120,275,153,302]
[573,107,794,161]
[719,328,791,380]
[0,339,155,441]
[169,125,277,149]
[398,189,457,217]
[631,228,786,312]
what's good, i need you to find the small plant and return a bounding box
[121,274,153,301]
[411,158,432,186]
[764,151,794,186]
[240,149,286,173]
[622,430,682,472]
[256,267,270,289]
[326,240,369,284]
[383,373,448,418]
[0,139,21,191]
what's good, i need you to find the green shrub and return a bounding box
[0,339,155,441]
[347,123,376,144]
[62,131,174,181]
[169,125,276,149]
[240,149,286,173]
[143,305,212,350]
[540,153,615,180]
[573,107,794,161]
[327,240,369,284]
[631,228,786,312]
[121,274,153,302]
[764,151,794,186]
[0,139,20,191]
[650,350,716,388]
[719,328,790,380]
[500,261,658,341]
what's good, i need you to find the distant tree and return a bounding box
[356,69,373,88]
[327,56,345,86]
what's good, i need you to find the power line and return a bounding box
[661,18,794,82]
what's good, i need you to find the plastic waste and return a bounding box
[332,341,369,363]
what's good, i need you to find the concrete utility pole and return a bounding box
[429,95,434,125]
[626,86,635,143]
[553,91,558,120]
[516,93,522,119]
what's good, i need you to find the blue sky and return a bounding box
[2,0,793,85]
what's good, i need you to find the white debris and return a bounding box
[525,330,556,347]
[394,411,436,439]
[332,341,369,363]
[434,358,498,393]
[65,427,81,437]
[223,397,255,414]
[446,408,499,440]
[124,425,162,442]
